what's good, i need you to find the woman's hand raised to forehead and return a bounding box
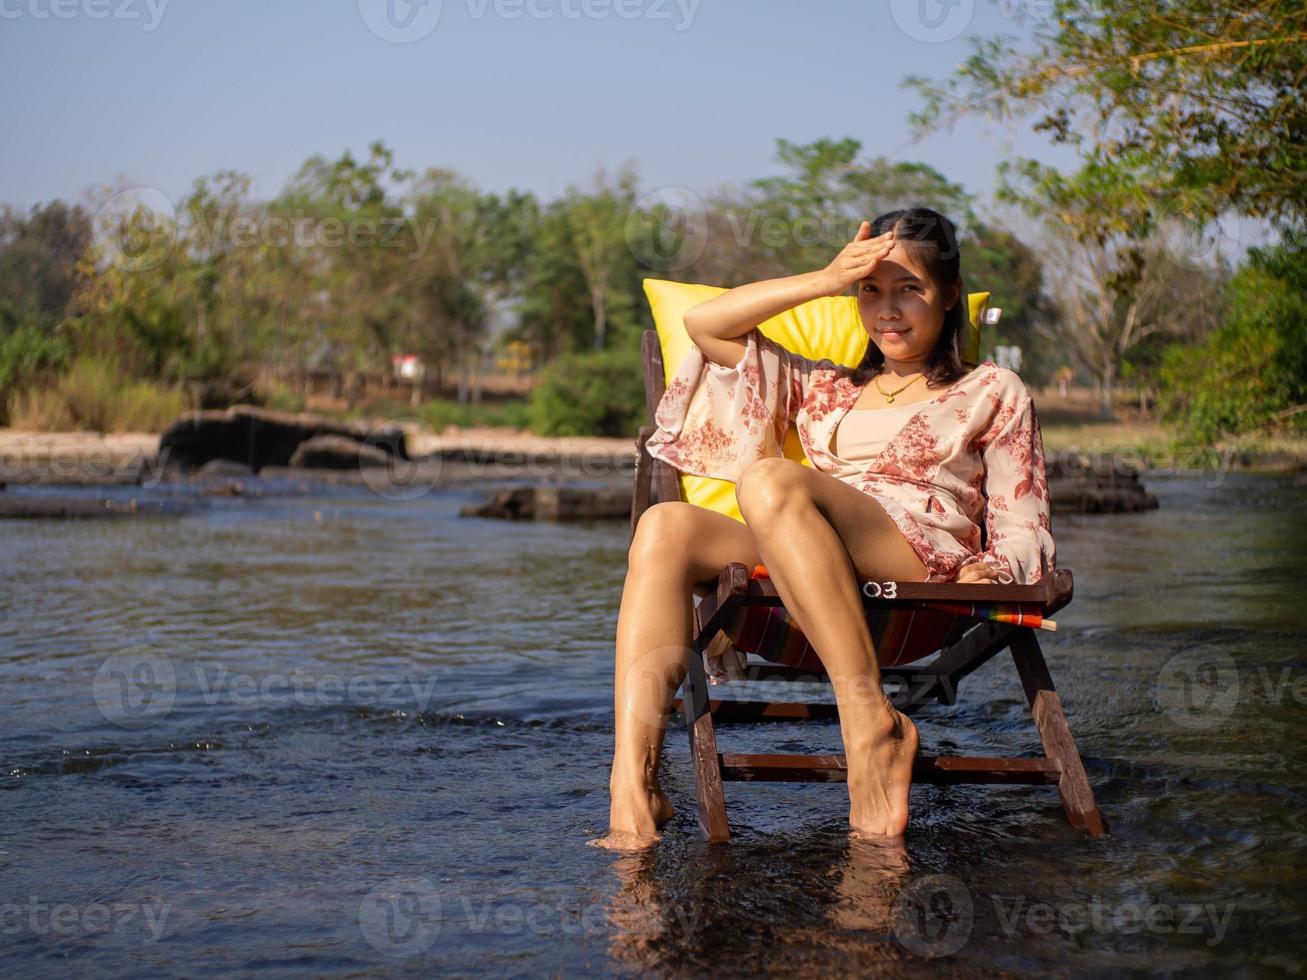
[817,220,895,297]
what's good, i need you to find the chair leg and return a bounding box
[682,645,730,843]
[1009,628,1106,837]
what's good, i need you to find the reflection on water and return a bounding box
[1,473,1304,976]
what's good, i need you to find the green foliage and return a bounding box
[906,0,1307,227]
[256,379,306,414]
[0,200,89,422]
[110,376,191,431]
[963,222,1057,382]
[514,200,605,359]
[0,200,92,332]
[71,178,261,385]
[904,1,1301,412]
[1157,231,1307,442]
[59,355,120,432]
[6,354,188,432]
[418,398,533,430]
[0,323,71,421]
[746,138,976,276]
[338,396,533,430]
[0,137,1123,431]
[529,348,645,437]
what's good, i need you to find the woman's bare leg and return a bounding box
[589,500,762,851]
[735,458,928,838]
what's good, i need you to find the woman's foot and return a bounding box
[586,779,675,852]
[846,704,919,838]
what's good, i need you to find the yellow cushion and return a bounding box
[642,278,991,523]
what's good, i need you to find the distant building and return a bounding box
[392,354,424,380]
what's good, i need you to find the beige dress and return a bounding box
[827,402,937,583]
[645,328,1057,585]
[828,401,926,479]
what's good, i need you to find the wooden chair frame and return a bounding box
[632,329,1105,843]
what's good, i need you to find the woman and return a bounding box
[589,207,1056,851]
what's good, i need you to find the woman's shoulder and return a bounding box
[954,360,1032,399]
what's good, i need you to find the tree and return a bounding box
[178,170,293,387]
[562,162,642,352]
[0,200,93,333]
[962,221,1058,384]
[457,186,538,404]
[0,201,90,413]
[1158,230,1307,441]
[906,0,1307,227]
[276,141,414,404]
[70,182,198,382]
[748,137,976,276]
[404,171,537,404]
[633,183,793,289]
[1033,198,1226,415]
[406,169,491,404]
[514,200,595,363]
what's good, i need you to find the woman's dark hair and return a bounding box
[849,207,969,389]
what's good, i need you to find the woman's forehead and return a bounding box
[860,254,928,283]
[866,242,932,279]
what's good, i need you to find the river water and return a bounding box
[1,471,1304,977]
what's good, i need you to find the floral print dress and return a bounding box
[644,327,1056,585]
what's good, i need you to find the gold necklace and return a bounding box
[873,371,923,404]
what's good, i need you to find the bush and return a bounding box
[256,379,306,414]
[339,396,533,430]
[7,386,74,430]
[59,356,121,432]
[109,377,189,431]
[419,398,533,430]
[0,324,71,424]
[529,348,645,437]
[488,400,533,429]
[6,355,189,433]
[1157,231,1307,444]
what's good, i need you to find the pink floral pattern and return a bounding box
[646,328,1057,584]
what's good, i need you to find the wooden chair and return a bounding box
[632,329,1105,843]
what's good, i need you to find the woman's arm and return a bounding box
[684,270,835,369]
[973,384,1056,584]
[684,223,896,368]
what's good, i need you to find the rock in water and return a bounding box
[158,405,409,473]
[1046,455,1159,513]
[460,485,631,521]
[288,435,391,469]
[195,459,257,479]
[0,496,187,518]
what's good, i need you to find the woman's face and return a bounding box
[856,241,961,363]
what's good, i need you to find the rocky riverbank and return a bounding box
[0,418,637,488]
[3,411,1301,521]
[0,415,638,519]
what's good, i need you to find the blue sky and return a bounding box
[1,0,1081,215]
